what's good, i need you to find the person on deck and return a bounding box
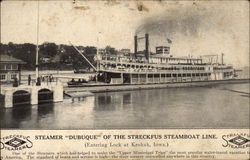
[28,75,31,85]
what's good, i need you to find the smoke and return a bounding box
[134,5,213,53]
[133,2,249,68]
[135,4,215,38]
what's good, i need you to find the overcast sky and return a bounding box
[1,1,249,67]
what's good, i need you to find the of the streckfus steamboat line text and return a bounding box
[34,134,217,140]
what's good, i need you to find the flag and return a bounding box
[167,38,172,44]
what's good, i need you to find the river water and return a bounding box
[1,83,249,129]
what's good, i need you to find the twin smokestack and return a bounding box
[134,33,149,60]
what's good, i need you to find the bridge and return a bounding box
[0,82,63,108]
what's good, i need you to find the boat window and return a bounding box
[0,64,5,70]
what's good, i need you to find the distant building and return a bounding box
[51,54,61,63]
[120,49,131,55]
[0,55,26,83]
[98,49,106,54]
[40,57,51,63]
[116,49,131,56]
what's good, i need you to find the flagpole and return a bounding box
[35,0,40,81]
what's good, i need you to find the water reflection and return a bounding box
[123,93,132,105]
[94,94,115,111]
[37,103,54,119]
[1,105,32,128]
[94,92,133,111]
[12,105,32,121]
[97,94,112,106]
[0,83,249,129]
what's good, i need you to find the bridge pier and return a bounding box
[31,88,38,105]
[52,84,64,102]
[1,83,63,108]
[4,90,13,108]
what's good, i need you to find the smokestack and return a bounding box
[145,33,149,60]
[221,53,224,65]
[134,35,137,55]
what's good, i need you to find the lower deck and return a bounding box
[98,71,234,84]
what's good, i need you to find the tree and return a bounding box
[39,42,57,57]
[84,46,97,55]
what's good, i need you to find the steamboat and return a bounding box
[70,33,235,86]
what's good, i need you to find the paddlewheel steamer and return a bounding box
[94,34,235,84]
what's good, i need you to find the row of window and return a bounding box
[148,73,211,77]
[102,57,202,64]
[0,74,17,81]
[0,64,18,70]
[214,67,233,70]
[152,58,201,63]
[130,73,211,78]
[103,64,206,71]
[0,74,5,80]
[159,67,205,71]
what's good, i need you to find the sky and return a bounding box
[1,0,249,67]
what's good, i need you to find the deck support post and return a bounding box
[138,74,140,84]
[104,72,107,83]
[130,74,132,84]
[121,73,123,84]
[160,73,161,83]
[153,74,155,83]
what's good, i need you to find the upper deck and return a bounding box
[98,54,234,75]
